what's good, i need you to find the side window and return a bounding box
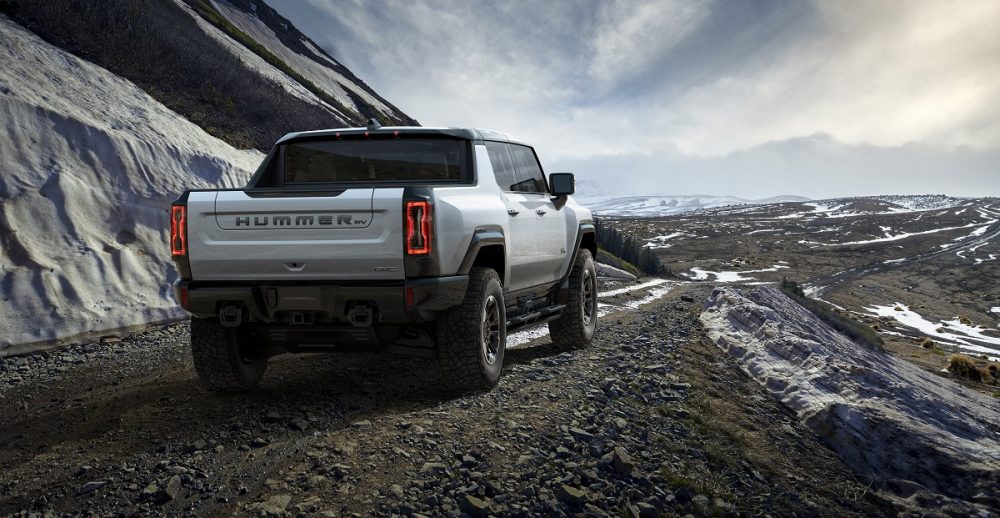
[485,141,519,191]
[509,144,547,194]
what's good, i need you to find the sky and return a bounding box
[268,0,1000,199]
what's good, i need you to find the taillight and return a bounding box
[177,285,190,310]
[170,204,187,257]
[405,200,432,255]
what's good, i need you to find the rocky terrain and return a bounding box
[0,283,896,517]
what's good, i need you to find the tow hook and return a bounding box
[347,303,374,328]
[219,305,243,327]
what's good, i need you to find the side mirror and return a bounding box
[549,173,575,197]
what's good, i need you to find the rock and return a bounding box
[420,462,448,473]
[191,439,207,451]
[612,446,635,475]
[290,418,310,431]
[459,494,490,516]
[692,494,711,513]
[568,427,595,442]
[637,501,659,518]
[262,411,284,423]
[680,295,695,303]
[556,484,586,505]
[256,494,292,516]
[141,483,159,499]
[157,475,182,503]
[350,420,372,428]
[713,498,733,512]
[251,437,270,448]
[77,480,108,495]
[75,465,93,477]
[389,484,404,498]
[644,364,669,374]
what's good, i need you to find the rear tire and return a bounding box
[436,267,506,392]
[190,318,267,393]
[549,249,598,349]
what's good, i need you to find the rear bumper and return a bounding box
[173,275,468,324]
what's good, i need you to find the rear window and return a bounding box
[284,139,465,183]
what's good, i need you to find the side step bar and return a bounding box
[506,304,566,334]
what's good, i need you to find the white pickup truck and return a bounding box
[169,122,596,392]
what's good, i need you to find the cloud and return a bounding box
[559,135,1000,199]
[267,0,1000,197]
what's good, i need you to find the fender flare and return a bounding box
[457,225,506,275]
[555,222,596,303]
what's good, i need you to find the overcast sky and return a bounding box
[269,0,1000,199]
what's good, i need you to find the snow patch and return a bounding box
[0,17,261,353]
[865,304,1000,360]
[683,265,789,283]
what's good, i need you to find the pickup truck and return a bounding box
[169,122,597,392]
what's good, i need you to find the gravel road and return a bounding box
[0,283,890,516]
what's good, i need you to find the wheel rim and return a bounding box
[482,294,501,365]
[582,268,595,326]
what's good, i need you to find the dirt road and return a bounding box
[0,284,888,516]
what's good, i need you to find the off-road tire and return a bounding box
[190,318,267,393]
[549,249,598,349]
[436,267,506,392]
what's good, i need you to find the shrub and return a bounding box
[948,355,984,383]
[919,337,935,349]
[779,279,884,351]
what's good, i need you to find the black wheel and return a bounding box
[436,267,506,391]
[549,249,598,349]
[190,318,267,393]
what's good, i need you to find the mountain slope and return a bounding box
[1,0,416,151]
[0,15,261,353]
[190,0,415,126]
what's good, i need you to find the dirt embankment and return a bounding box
[0,285,889,516]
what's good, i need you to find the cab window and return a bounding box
[485,141,519,191]
[509,144,547,194]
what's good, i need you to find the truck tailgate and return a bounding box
[187,189,405,281]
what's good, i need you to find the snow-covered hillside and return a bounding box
[0,16,262,353]
[576,194,809,217]
[579,194,970,219]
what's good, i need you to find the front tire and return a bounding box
[436,267,506,392]
[549,249,598,349]
[190,318,267,393]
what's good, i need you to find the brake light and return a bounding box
[170,204,187,256]
[405,200,432,255]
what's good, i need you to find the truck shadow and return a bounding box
[0,339,570,481]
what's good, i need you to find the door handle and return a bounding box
[507,208,520,216]
[535,209,547,216]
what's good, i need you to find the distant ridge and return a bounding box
[577,194,812,217]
